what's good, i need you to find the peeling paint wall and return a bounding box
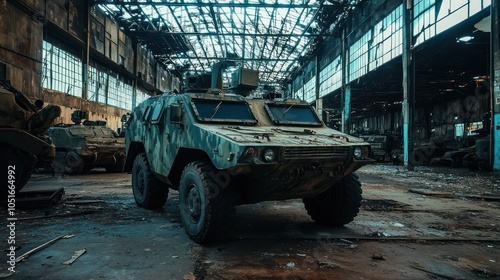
[1,0,174,133]
[0,1,44,97]
[90,7,134,71]
[42,89,128,132]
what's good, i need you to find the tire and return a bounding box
[303,173,362,226]
[0,145,33,198]
[106,153,126,173]
[131,153,168,209]
[65,151,85,175]
[18,153,36,188]
[179,161,236,244]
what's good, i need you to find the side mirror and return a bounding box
[170,103,182,124]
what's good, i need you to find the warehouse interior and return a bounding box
[1,0,498,171]
[1,1,500,279]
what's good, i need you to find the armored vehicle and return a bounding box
[0,80,61,197]
[47,110,126,175]
[125,91,374,244]
[358,134,399,162]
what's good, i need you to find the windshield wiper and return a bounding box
[210,101,223,120]
[281,104,293,117]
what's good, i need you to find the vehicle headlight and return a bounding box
[239,147,256,163]
[353,147,362,159]
[263,149,275,162]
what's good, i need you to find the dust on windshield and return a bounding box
[264,103,322,126]
[191,98,257,124]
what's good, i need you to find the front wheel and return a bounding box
[179,161,235,244]
[131,153,168,209]
[303,173,362,226]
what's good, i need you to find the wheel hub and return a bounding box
[187,185,201,222]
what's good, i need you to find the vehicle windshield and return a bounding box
[265,103,322,126]
[191,98,257,124]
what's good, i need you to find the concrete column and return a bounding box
[104,73,109,105]
[341,27,351,134]
[492,1,500,171]
[316,98,323,120]
[301,73,305,100]
[132,41,138,109]
[402,0,415,171]
[315,55,322,116]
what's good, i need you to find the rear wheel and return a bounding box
[131,153,168,209]
[106,153,126,173]
[179,161,235,244]
[303,173,362,226]
[64,151,85,175]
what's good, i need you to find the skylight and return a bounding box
[96,0,361,85]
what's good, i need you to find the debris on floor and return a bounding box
[16,188,65,209]
[63,249,86,265]
[183,273,196,280]
[372,254,385,260]
[16,234,74,263]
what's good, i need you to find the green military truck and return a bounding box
[47,110,126,175]
[125,90,373,244]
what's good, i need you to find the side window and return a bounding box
[150,101,165,125]
[142,106,152,123]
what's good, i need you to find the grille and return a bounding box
[370,143,383,149]
[282,146,349,160]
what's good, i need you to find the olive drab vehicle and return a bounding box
[47,110,126,175]
[0,80,61,197]
[125,69,374,244]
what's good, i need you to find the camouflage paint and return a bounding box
[125,93,373,203]
[48,124,125,167]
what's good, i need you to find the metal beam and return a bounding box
[180,0,209,71]
[169,56,297,61]
[128,31,331,37]
[105,5,177,65]
[92,1,325,8]
[315,55,322,118]
[341,27,350,134]
[280,2,324,80]
[162,4,205,71]
[266,0,318,81]
[82,0,91,100]
[402,0,415,171]
[257,7,277,70]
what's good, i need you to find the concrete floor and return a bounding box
[1,165,499,279]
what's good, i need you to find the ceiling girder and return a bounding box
[95,0,361,84]
[92,1,328,8]
[169,56,297,61]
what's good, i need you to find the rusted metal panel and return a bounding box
[110,41,118,64]
[156,65,169,92]
[17,0,44,12]
[124,36,133,70]
[90,16,105,53]
[46,0,68,31]
[68,0,84,40]
[0,2,43,97]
